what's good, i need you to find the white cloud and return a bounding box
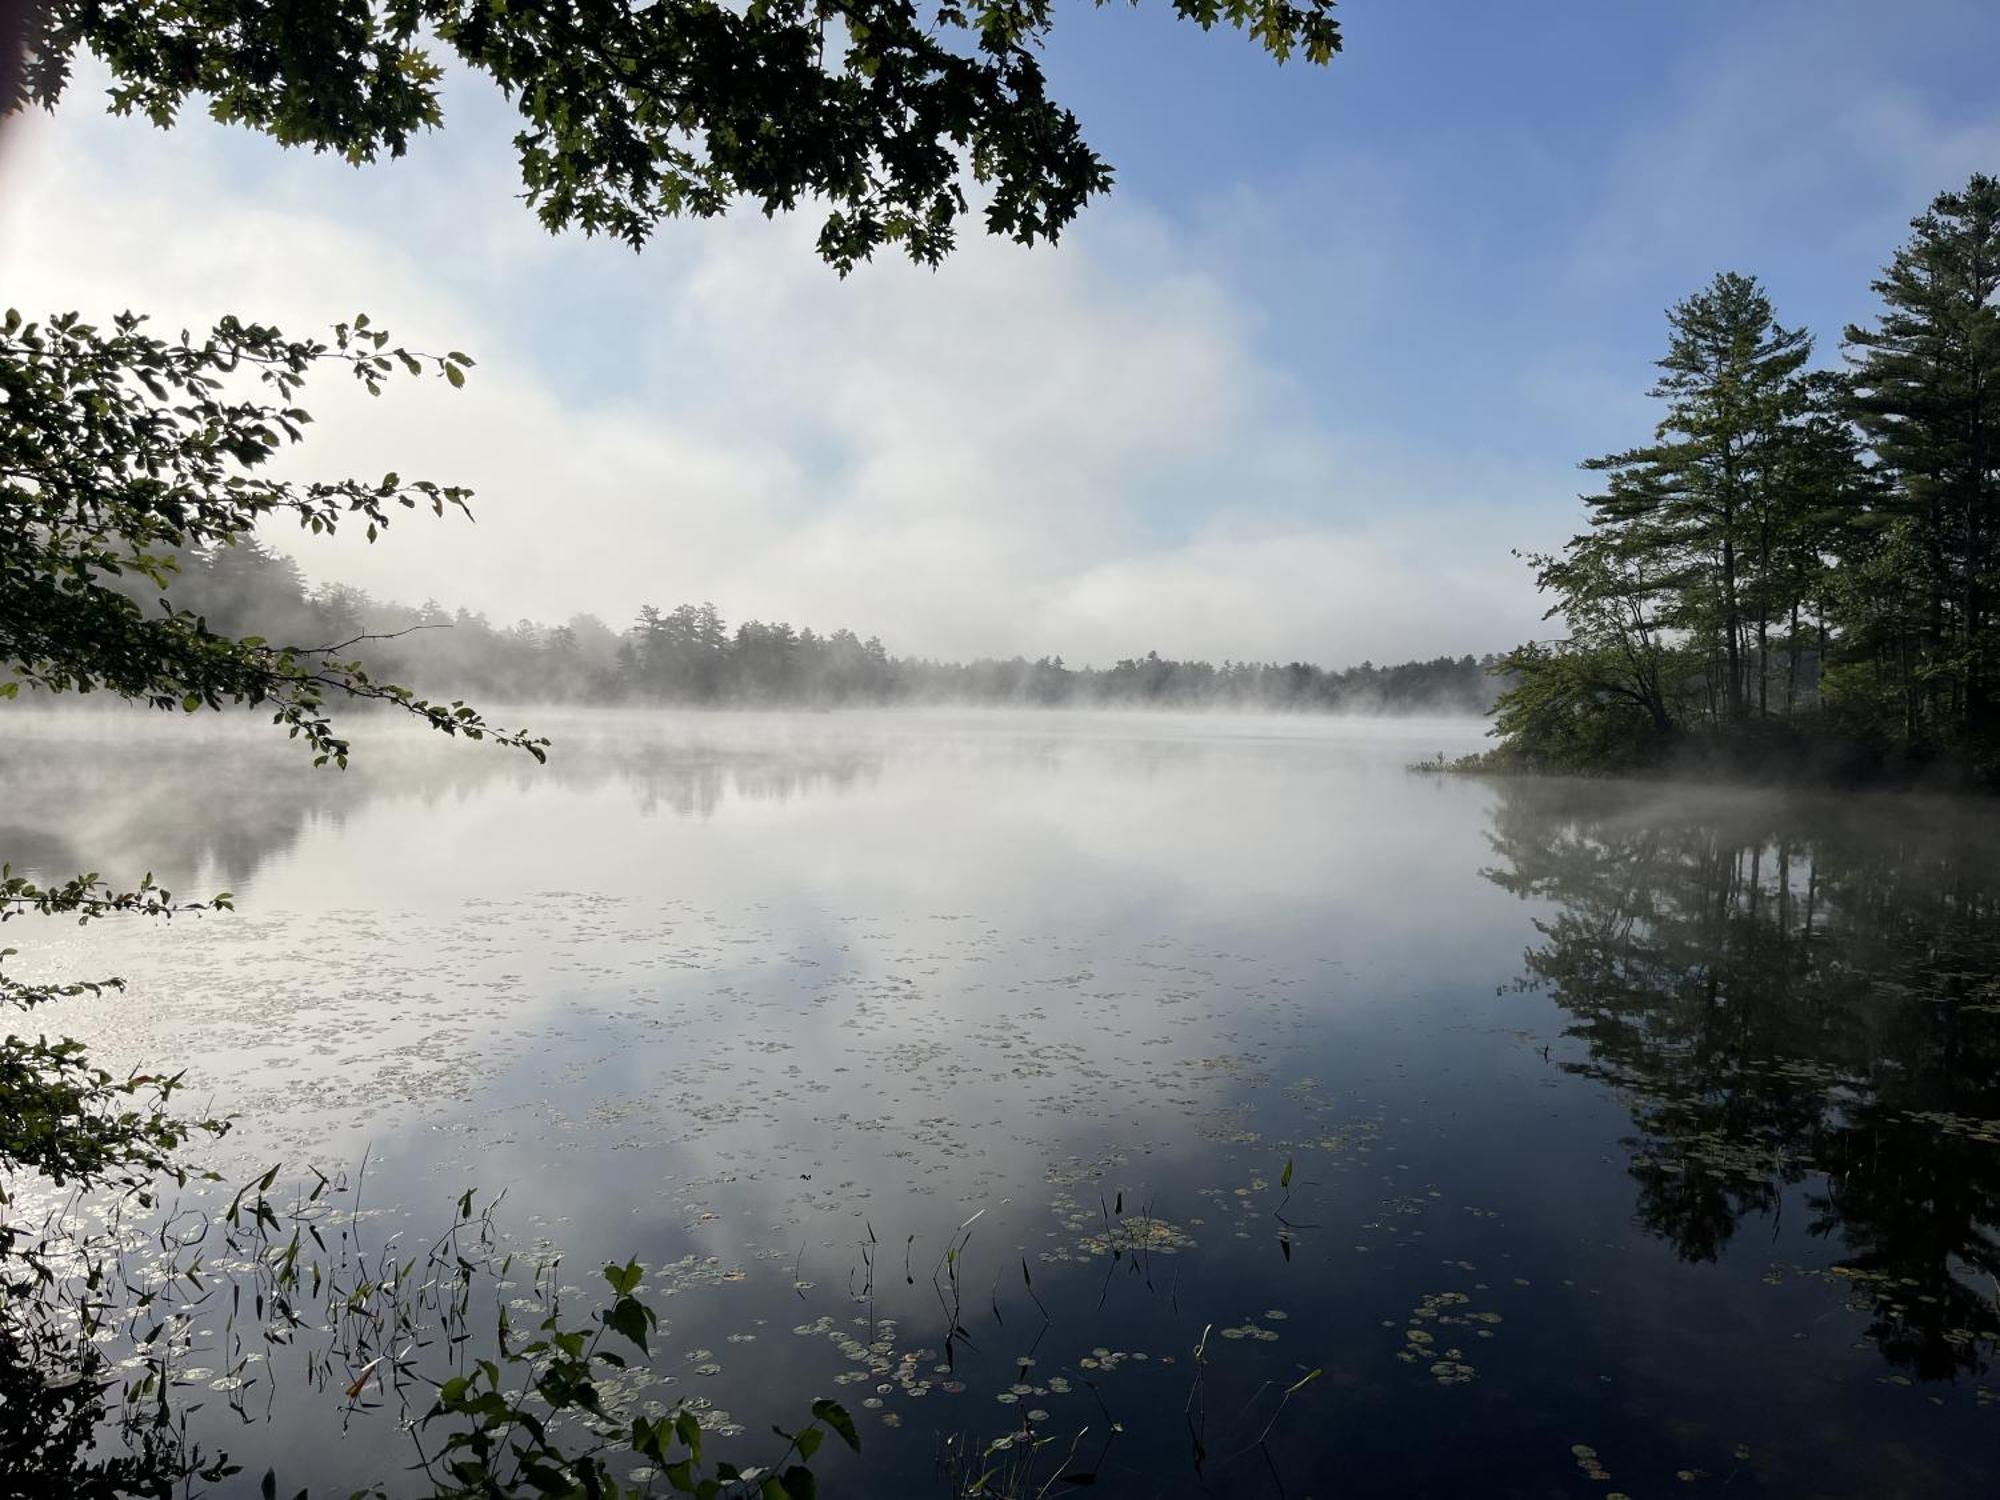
[0,78,1553,667]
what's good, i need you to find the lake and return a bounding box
[6,708,1999,1497]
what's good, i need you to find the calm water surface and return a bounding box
[6,709,1999,1497]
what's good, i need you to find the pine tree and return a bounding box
[1584,273,1813,723]
[1845,174,2000,753]
[1767,371,1872,717]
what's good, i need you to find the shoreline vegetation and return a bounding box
[1408,727,1998,794]
[1469,174,2000,792]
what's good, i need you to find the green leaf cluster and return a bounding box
[408,1261,859,1498]
[15,0,1341,271]
[0,307,540,766]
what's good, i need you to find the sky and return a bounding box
[5,0,1999,668]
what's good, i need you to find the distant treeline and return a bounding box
[141,542,1501,715]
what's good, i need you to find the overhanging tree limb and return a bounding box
[10,0,1342,270]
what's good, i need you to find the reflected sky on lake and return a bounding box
[7,709,2000,1496]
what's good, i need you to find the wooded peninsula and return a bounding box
[1480,174,2000,787]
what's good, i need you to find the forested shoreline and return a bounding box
[115,542,1500,716]
[1483,174,2000,786]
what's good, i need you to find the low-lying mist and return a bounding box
[103,539,1505,717]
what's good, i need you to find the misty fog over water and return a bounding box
[8,709,1999,1496]
[11,2,2000,1495]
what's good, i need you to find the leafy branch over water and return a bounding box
[0,309,545,767]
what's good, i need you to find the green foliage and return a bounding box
[1484,521,1705,772]
[1,9,1330,1495]
[1579,271,1818,726]
[0,1028,222,1205]
[0,1313,242,1499]
[2,865,231,924]
[1486,640,1679,774]
[1844,172,2000,756]
[410,1261,859,1498]
[0,308,546,1478]
[1,872,233,1218]
[1488,174,2000,781]
[0,307,534,1272]
[0,307,543,768]
[2,1153,860,1499]
[16,0,1341,271]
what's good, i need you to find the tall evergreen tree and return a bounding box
[1766,370,1872,717]
[1584,272,1813,723]
[1845,174,2000,754]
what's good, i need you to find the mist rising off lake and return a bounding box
[8,709,1999,1496]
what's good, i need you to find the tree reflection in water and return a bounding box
[1484,780,2000,1381]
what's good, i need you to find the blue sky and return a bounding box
[1046,0,2000,483]
[5,0,1998,665]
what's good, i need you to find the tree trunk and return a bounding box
[1786,597,1801,717]
[1755,501,1774,718]
[1722,521,1744,722]
[1757,610,1770,717]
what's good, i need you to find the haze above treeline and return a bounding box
[117,539,1498,715]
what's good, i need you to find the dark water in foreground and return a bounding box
[5,709,1999,1497]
